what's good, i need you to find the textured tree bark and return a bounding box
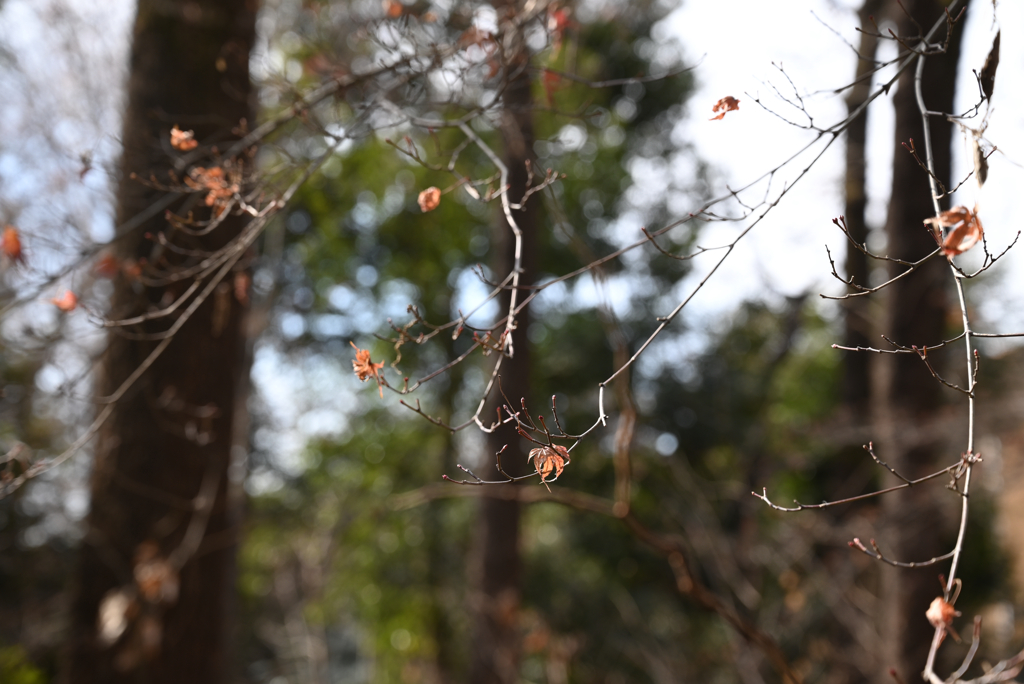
[877,0,966,678]
[63,1,255,682]
[468,4,538,682]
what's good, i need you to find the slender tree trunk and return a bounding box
[842,0,885,413]
[468,4,538,681]
[877,0,966,678]
[63,1,255,682]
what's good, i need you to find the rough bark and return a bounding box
[876,0,966,678]
[468,5,538,682]
[63,1,256,682]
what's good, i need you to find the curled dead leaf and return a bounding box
[923,205,984,257]
[133,541,179,606]
[710,96,740,121]
[185,165,238,211]
[925,596,961,642]
[973,138,988,188]
[418,186,441,212]
[528,444,570,491]
[170,125,198,151]
[2,225,24,264]
[351,341,385,397]
[979,31,1000,102]
[51,290,78,312]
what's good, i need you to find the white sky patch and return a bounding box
[451,266,499,327]
[661,0,1024,340]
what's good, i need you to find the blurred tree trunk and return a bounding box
[63,1,256,682]
[877,0,966,678]
[468,3,538,682]
[842,0,885,414]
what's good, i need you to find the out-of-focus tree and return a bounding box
[63,0,257,681]
[874,0,966,677]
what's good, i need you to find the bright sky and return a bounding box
[665,0,1024,336]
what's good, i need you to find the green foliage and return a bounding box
[0,645,46,684]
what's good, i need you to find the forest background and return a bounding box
[0,0,1023,683]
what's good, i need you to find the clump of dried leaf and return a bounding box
[710,96,740,121]
[96,540,181,672]
[51,290,78,312]
[351,341,385,397]
[418,186,441,212]
[923,205,984,257]
[925,596,961,644]
[170,125,198,151]
[2,225,24,264]
[528,444,570,491]
[133,541,179,606]
[185,165,239,212]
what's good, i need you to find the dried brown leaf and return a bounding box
[925,596,961,642]
[51,290,78,312]
[923,205,984,257]
[133,541,179,606]
[170,125,198,151]
[351,341,385,397]
[185,166,238,211]
[710,96,740,121]
[2,225,24,264]
[973,139,988,188]
[418,186,441,212]
[979,31,1000,101]
[528,445,570,491]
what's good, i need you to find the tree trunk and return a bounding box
[63,1,256,682]
[842,0,885,413]
[468,4,538,682]
[877,0,966,678]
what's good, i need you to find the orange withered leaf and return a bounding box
[709,96,740,121]
[51,290,78,312]
[528,444,570,492]
[925,597,961,642]
[95,253,121,278]
[170,125,198,151]
[185,165,238,210]
[383,0,403,17]
[923,205,983,257]
[417,187,441,212]
[133,541,179,606]
[2,225,24,264]
[351,341,385,396]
